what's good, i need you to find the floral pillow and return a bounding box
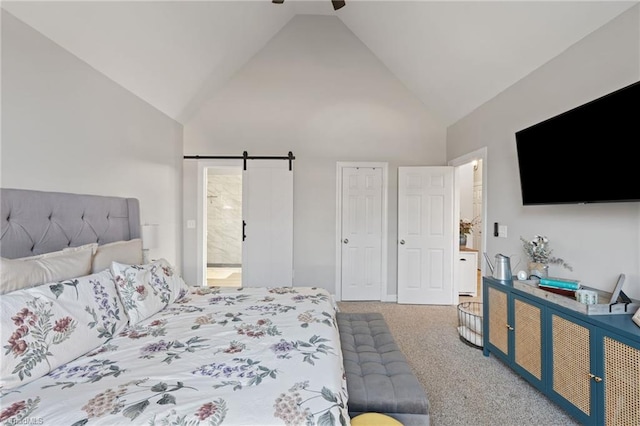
[111,259,189,326]
[1,269,127,390]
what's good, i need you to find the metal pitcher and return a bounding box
[484,253,513,281]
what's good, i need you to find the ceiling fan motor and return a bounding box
[272,0,346,11]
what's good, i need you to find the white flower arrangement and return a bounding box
[520,235,572,271]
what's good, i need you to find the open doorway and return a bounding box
[458,160,483,255]
[206,167,242,287]
[450,147,487,300]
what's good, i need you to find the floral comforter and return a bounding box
[0,287,349,426]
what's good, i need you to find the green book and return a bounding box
[539,277,581,290]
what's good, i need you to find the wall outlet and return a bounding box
[187,219,196,229]
[498,225,508,238]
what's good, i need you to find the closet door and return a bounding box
[242,160,293,287]
[340,166,383,301]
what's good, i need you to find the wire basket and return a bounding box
[457,301,483,349]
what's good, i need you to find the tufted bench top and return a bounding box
[337,312,430,426]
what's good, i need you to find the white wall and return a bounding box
[1,11,184,269]
[183,15,446,294]
[459,163,474,224]
[447,6,640,299]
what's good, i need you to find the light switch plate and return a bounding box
[498,225,508,238]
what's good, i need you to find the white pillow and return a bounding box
[0,244,97,295]
[91,239,143,273]
[0,269,127,390]
[111,259,189,325]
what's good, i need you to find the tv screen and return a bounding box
[515,80,640,205]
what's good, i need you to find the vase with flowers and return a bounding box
[520,235,572,278]
[459,217,480,248]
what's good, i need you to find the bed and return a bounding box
[0,188,349,426]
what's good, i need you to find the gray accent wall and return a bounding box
[183,15,447,295]
[447,5,640,299]
[1,11,184,271]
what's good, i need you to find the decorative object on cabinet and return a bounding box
[457,301,483,348]
[520,235,572,279]
[539,285,576,298]
[633,307,640,328]
[528,262,548,278]
[484,252,516,281]
[575,289,598,305]
[539,277,581,291]
[608,273,626,304]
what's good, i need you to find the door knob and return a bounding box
[400,240,405,245]
[343,239,349,244]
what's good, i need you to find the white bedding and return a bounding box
[0,286,349,426]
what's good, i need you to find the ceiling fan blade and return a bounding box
[332,0,346,10]
[272,0,284,4]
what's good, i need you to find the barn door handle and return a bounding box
[243,220,246,241]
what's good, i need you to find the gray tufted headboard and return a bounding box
[0,188,140,259]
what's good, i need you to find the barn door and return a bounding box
[242,160,293,287]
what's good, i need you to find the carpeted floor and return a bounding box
[337,299,580,426]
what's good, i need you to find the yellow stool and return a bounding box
[351,413,403,426]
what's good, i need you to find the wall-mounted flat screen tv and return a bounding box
[515,80,640,205]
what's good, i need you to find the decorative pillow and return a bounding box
[91,239,143,273]
[0,244,97,295]
[111,259,189,325]
[0,269,127,390]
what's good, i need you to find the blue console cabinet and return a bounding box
[483,277,640,425]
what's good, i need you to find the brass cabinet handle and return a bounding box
[588,373,603,383]
[506,324,514,331]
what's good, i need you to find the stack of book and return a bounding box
[538,277,581,297]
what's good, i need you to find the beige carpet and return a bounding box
[337,300,580,426]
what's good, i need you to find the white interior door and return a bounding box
[242,160,293,287]
[341,167,383,301]
[397,166,454,305]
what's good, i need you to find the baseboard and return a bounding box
[382,294,397,302]
[333,294,397,303]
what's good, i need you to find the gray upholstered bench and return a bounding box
[336,312,430,426]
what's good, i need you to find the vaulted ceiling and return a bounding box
[2,1,637,126]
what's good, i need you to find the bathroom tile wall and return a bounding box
[207,174,242,265]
